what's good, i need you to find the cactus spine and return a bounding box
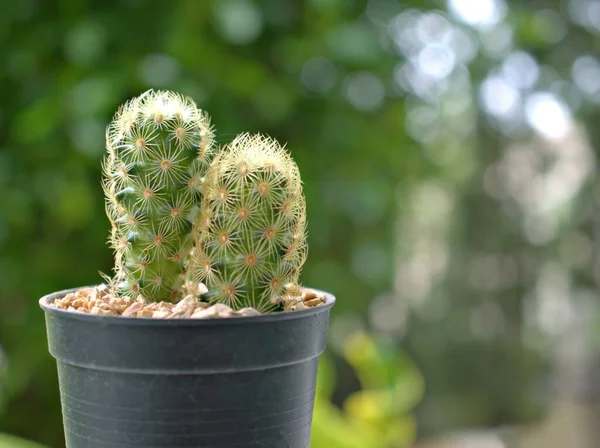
[192,133,307,312]
[103,90,215,301]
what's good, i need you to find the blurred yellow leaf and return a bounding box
[382,415,417,447]
[344,389,392,422]
[343,331,377,365]
[342,331,425,413]
[311,398,380,448]
[343,331,388,388]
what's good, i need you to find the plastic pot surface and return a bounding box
[40,287,335,448]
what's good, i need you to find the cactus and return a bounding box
[191,133,307,312]
[102,90,215,301]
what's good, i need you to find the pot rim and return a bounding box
[39,286,335,326]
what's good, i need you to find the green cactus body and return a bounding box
[102,90,215,301]
[192,133,307,312]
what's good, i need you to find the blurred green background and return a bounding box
[0,0,599,447]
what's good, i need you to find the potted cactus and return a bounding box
[39,90,335,448]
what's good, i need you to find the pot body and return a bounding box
[40,288,335,448]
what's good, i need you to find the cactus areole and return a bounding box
[39,90,335,448]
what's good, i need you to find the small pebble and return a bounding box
[238,308,261,317]
[302,290,318,301]
[138,308,154,318]
[191,307,219,319]
[170,295,197,318]
[152,310,170,319]
[212,303,233,314]
[304,297,324,307]
[122,302,143,317]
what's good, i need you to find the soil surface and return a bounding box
[50,284,325,318]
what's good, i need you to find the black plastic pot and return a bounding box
[40,287,335,448]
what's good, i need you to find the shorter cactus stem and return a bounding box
[192,133,307,312]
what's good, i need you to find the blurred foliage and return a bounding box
[390,0,600,435]
[0,0,412,445]
[0,434,47,448]
[312,332,423,448]
[0,0,599,446]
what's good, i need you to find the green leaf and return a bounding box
[342,331,425,414]
[316,352,336,399]
[0,434,48,448]
[311,398,379,448]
